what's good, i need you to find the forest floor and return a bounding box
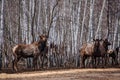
[0,68,120,80]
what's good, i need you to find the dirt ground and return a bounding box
[0,68,120,80]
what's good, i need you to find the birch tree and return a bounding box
[80,0,88,46]
[0,0,119,69]
[87,0,95,42]
[75,0,81,67]
[113,18,119,49]
[0,0,4,69]
[95,0,106,39]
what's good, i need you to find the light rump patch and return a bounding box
[12,45,19,53]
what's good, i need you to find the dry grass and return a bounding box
[0,68,120,80]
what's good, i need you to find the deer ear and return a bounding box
[103,38,107,41]
[39,35,43,39]
[100,39,102,41]
[46,35,48,38]
[93,39,95,41]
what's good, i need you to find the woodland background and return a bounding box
[0,0,120,69]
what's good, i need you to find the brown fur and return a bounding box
[80,39,100,68]
[80,39,111,68]
[107,48,118,65]
[49,43,60,67]
[12,34,48,72]
[93,39,111,67]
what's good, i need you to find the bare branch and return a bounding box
[47,0,60,38]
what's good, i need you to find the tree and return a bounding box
[95,0,106,39]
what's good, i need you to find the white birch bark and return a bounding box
[45,0,48,33]
[113,18,118,49]
[95,0,106,39]
[69,0,72,56]
[71,2,74,55]
[0,0,4,69]
[74,0,81,67]
[28,0,32,43]
[75,0,82,51]
[87,0,95,42]
[80,0,88,46]
[37,0,40,35]
[0,0,4,45]
[63,0,66,57]
[21,0,28,43]
[118,34,120,46]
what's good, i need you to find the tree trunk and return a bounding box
[95,0,106,39]
[87,0,95,42]
[113,18,118,49]
[80,0,88,46]
[0,0,4,69]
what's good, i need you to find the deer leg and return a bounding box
[102,56,106,68]
[86,57,89,68]
[80,56,83,68]
[13,54,16,71]
[115,58,118,65]
[12,58,16,71]
[112,56,117,65]
[91,56,95,68]
[16,56,21,69]
[13,55,20,72]
[101,57,104,68]
[105,54,108,67]
[81,56,86,68]
[41,55,44,68]
[33,56,37,70]
[45,55,48,68]
[111,57,113,65]
[42,54,48,68]
[113,55,118,65]
[94,57,97,68]
[42,54,48,69]
[13,58,18,72]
